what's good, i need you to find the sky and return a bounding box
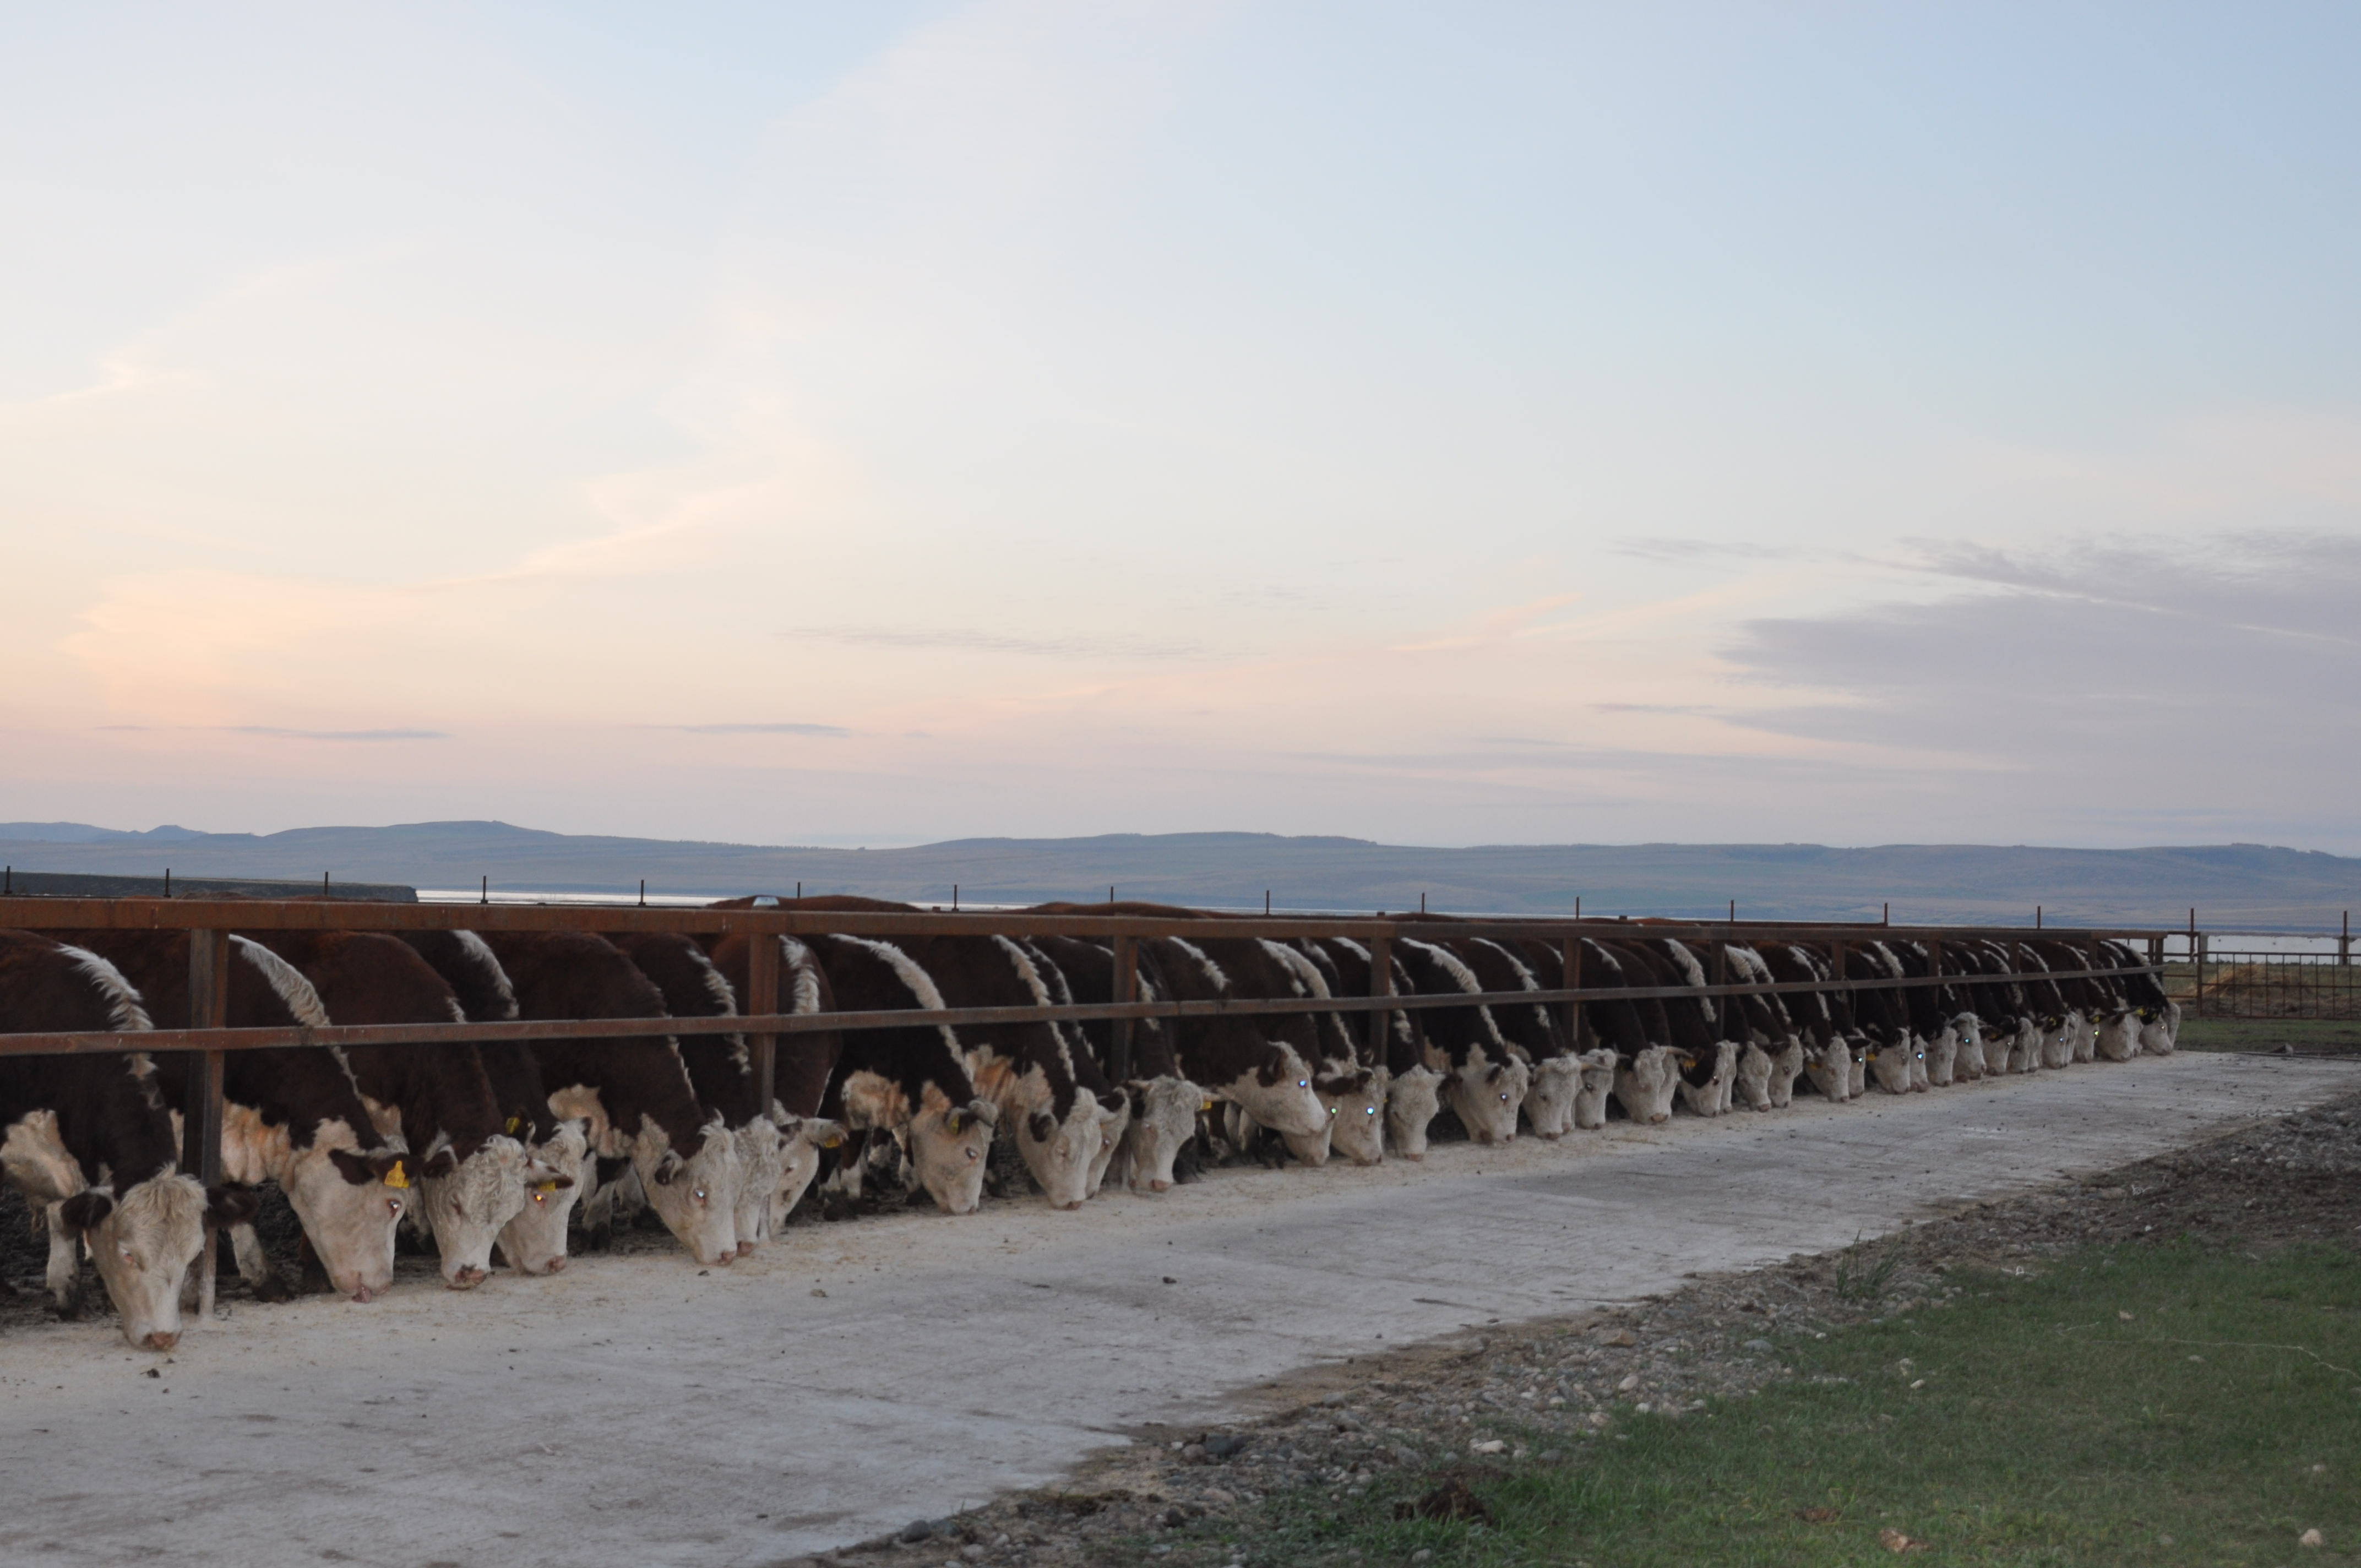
[5,2,2359,851]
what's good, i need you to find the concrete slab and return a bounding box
[4,1052,2353,1567]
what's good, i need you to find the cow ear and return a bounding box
[1027,1110,1055,1143]
[329,1148,379,1186]
[422,1148,458,1179]
[58,1190,115,1235]
[651,1152,684,1186]
[967,1098,1000,1129]
[206,1184,261,1228]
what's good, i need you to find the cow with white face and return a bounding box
[475,930,742,1266]
[65,929,413,1302]
[0,931,259,1348]
[1136,931,1328,1145]
[1022,931,1211,1196]
[1717,945,1805,1110]
[243,929,538,1291]
[1392,938,1527,1145]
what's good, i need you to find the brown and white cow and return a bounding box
[798,932,999,1215]
[702,926,849,1237]
[398,929,590,1276]
[1313,936,1441,1158]
[1029,933,1209,1194]
[1717,944,1808,1109]
[244,930,540,1289]
[475,932,742,1266]
[61,929,410,1302]
[1391,937,1528,1145]
[0,930,254,1349]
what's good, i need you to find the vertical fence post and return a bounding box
[2342,911,2351,969]
[747,929,779,1117]
[1109,934,1138,1084]
[184,928,229,1324]
[1559,936,1581,1047]
[1368,934,1394,1062]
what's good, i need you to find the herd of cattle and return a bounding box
[0,896,2180,1352]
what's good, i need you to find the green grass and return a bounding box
[1169,1244,2361,1566]
[2175,1016,2361,1055]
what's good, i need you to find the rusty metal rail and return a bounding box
[0,896,2173,1189]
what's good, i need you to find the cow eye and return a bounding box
[118,1245,135,1262]
[386,1199,402,1218]
[1297,1080,1308,1090]
[693,1188,708,1203]
[965,1148,980,1162]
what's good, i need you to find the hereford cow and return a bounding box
[1755,944,1856,1102]
[1028,933,1207,1195]
[1427,934,1583,1139]
[1314,936,1444,1158]
[475,932,742,1265]
[1391,937,1528,1144]
[703,927,848,1234]
[1718,944,1808,1109]
[0,930,254,1349]
[60,928,410,1302]
[241,930,538,1289]
[398,929,589,1276]
[795,931,999,1215]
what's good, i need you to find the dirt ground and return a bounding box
[817,1090,2361,1568]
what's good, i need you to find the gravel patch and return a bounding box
[797,1090,2361,1568]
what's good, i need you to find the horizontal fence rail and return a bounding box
[0,965,2162,1058]
[0,896,2175,1188]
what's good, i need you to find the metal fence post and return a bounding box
[1368,934,1393,1061]
[747,929,779,1115]
[1109,934,1138,1083]
[1562,936,1583,1048]
[183,929,228,1188]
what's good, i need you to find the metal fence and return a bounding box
[0,896,2171,1192]
[2175,950,2361,1020]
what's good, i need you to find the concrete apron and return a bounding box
[4,1053,2353,1568]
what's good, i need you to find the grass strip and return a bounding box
[1145,1242,2361,1567]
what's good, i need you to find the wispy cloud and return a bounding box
[781,625,1204,660]
[224,726,448,741]
[1613,538,1815,564]
[674,722,852,737]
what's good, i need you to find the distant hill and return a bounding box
[4,820,2358,929]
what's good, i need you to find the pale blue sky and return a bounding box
[5,3,2358,848]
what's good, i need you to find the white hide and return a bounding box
[2138,1001,2181,1055]
[72,1175,210,1351]
[1734,1043,1776,1112]
[1384,1064,1446,1158]
[498,1119,590,1275]
[1522,1055,1584,1139]
[1114,1076,1203,1193]
[1444,1052,1528,1145]
[1220,1049,1329,1140]
[1764,1038,1807,1108]
[1571,1048,1618,1129]
[417,1131,530,1287]
[1612,1047,1679,1125]
[631,1120,742,1265]
[1673,1042,1739,1118]
[2094,1010,2140,1062]
[1320,1068,1389,1166]
[1800,1038,1851,1103]
[906,1098,997,1215]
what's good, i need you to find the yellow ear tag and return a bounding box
[1200,1099,1215,1113]
[504,1116,523,1135]
[383,1161,409,1190]
[530,1179,561,1195]
[822,1134,845,1150]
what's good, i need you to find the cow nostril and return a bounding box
[737,1242,755,1256]
[543,1256,567,1273]
[1150,1179,1172,1192]
[144,1331,179,1352]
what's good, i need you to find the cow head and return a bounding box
[2008,1017,2043,1074]
[1384,1064,1446,1159]
[1674,1042,1739,1117]
[1319,1068,1388,1166]
[59,1175,247,1351]
[1845,1036,1870,1098]
[1015,1095,1118,1210]
[1867,1035,1914,1096]
[1762,1037,1806,1108]
[417,1134,531,1289]
[1085,1092,1131,1197]
[1446,1054,1528,1145]
[1222,1047,1328,1140]
[2038,1013,2079,1071]
[1800,1038,1850,1103]
[770,1114,847,1227]
[1118,1077,1204,1193]
[727,1118,786,1251]
[294,1136,409,1301]
[2093,1009,2139,1062]
[1733,1042,1776,1112]
[1521,1057,1584,1140]
[1612,1046,1678,1124]
[1923,1022,1961,1087]
[497,1119,590,1276]
[1572,1049,1618,1128]
[2069,1011,2098,1064]
[632,1119,742,1265]
[908,1098,998,1215]
[2137,1000,2181,1055]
